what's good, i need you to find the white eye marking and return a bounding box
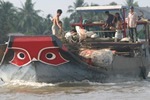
[45,52,56,60]
[17,52,25,60]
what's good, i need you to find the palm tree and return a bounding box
[124,0,139,7]
[0,0,17,43]
[17,0,41,34]
[67,0,88,13]
[34,16,53,35]
[81,3,101,23]
[67,0,88,23]
[62,17,71,31]
[109,2,118,5]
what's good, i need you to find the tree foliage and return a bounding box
[0,0,141,43]
[109,2,118,5]
[17,0,41,34]
[124,0,139,7]
[62,17,71,31]
[67,0,88,23]
[0,0,17,42]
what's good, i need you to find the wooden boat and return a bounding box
[0,5,149,83]
[0,35,107,83]
[66,5,150,81]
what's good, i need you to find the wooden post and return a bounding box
[123,8,126,37]
[148,23,150,45]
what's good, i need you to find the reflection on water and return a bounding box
[0,79,150,100]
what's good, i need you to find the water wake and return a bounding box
[2,80,55,88]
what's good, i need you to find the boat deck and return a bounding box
[82,38,144,49]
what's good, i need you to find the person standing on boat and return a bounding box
[51,9,63,35]
[127,6,138,42]
[112,12,123,42]
[103,11,115,38]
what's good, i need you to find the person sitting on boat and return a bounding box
[112,12,123,42]
[65,26,98,43]
[103,11,115,38]
[75,26,98,42]
[65,28,79,43]
[127,6,138,42]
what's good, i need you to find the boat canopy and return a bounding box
[76,5,127,12]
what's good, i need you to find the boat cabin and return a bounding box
[70,5,150,44]
[67,5,150,59]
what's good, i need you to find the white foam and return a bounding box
[4,80,55,87]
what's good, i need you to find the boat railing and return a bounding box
[91,30,116,37]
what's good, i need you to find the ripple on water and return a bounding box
[0,80,150,100]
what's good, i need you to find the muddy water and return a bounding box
[0,79,150,100]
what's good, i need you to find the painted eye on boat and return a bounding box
[45,52,56,60]
[17,52,25,60]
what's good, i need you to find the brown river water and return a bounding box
[0,78,150,100]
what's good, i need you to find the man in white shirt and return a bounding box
[127,6,138,42]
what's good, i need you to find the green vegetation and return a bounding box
[124,0,139,7]
[0,0,144,43]
[0,0,51,43]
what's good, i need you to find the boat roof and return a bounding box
[76,5,127,12]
